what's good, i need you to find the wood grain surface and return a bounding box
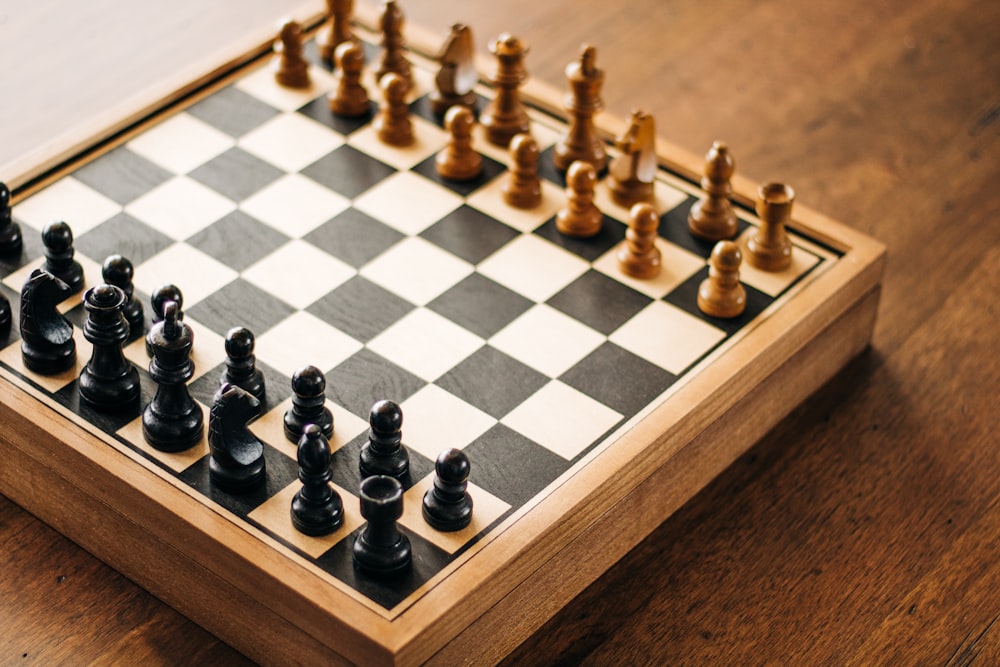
[2,0,998,664]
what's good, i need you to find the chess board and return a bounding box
[0,11,885,667]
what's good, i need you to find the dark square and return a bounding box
[306,276,414,343]
[408,92,491,127]
[188,147,284,202]
[303,208,404,268]
[426,273,533,339]
[188,359,293,418]
[73,146,173,204]
[186,85,281,138]
[298,95,375,136]
[435,346,548,419]
[300,144,395,199]
[411,152,506,198]
[658,196,751,259]
[186,210,290,272]
[177,444,299,517]
[560,342,677,418]
[663,266,773,335]
[186,278,296,337]
[327,348,426,419]
[533,216,626,262]
[76,213,174,267]
[419,205,519,264]
[328,432,435,498]
[546,270,652,335]
[463,424,571,508]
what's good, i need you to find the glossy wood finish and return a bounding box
[1,0,997,663]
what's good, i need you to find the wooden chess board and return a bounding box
[0,9,885,666]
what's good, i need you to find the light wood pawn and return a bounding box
[747,182,794,271]
[618,202,661,279]
[374,72,413,146]
[274,20,310,89]
[316,0,354,65]
[436,106,482,181]
[688,141,738,241]
[480,34,531,147]
[328,41,370,117]
[502,133,542,209]
[698,241,746,318]
[556,161,602,238]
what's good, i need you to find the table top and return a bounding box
[2,0,998,664]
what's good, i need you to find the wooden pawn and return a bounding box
[502,133,542,209]
[436,106,482,181]
[556,161,602,238]
[618,203,662,279]
[698,241,747,318]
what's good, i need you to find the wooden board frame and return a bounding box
[0,8,885,666]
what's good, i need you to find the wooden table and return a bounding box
[2,0,998,663]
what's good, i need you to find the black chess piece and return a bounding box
[143,301,203,452]
[0,292,11,340]
[220,327,265,401]
[422,448,473,532]
[208,383,266,493]
[0,182,23,255]
[359,399,409,480]
[353,475,411,577]
[291,423,344,536]
[20,269,75,374]
[79,284,141,410]
[102,255,144,342]
[283,365,333,443]
[41,221,84,294]
[146,284,183,355]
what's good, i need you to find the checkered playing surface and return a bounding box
[0,37,830,611]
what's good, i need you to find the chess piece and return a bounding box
[19,269,75,375]
[328,41,371,117]
[291,424,344,536]
[146,284,183,356]
[374,0,412,88]
[747,182,794,271]
[353,475,411,577]
[618,202,662,279]
[698,241,747,318]
[143,301,203,452]
[480,34,530,147]
[102,255,143,341]
[360,399,409,480]
[429,23,477,117]
[502,133,542,209]
[79,284,140,410]
[436,106,482,181]
[552,45,606,173]
[422,448,473,532]
[0,292,10,340]
[220,326,265,401]
[274,19,310,89]
[42,221,83,294]
[283,365,334,443]
[607,110,656,207]
[556,161,602,238]
[208,383,266,493]
[0,182,23,255]
[374,72,413,146]
[688,141,738,241]
[316,0,354,65]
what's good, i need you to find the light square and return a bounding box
[353,171,463,236]
[465,174,565,233]
[251,397,368,453]
[238,112,344,173]
[400,474,511,554]
[125,176,236,241]
[610,301,726,374]
[736,229,822,297]
[243,239,355,309]
[489,304,605,378]
[0,328,89,394]
[133,244,238,308]
[240,173,350,238]
[367,308,483,382]
[399,385,496,460]
[501,380,623,460]
[117,402,210,473]
[126,112,235,174]
[346,115,447,170]
[592,239,706,299]
[254,310,363,378]
[248,481,363,559]
[235,63,337,112]
[360,236,472,306]
[14,178,121,234]
[477,234,589,303]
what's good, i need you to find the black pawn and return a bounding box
[143,301,203,452]
[146,284,183,356]
[221,327,265,401]
[283,365,333,443]
[0,182,22,255]
[20,269,75,374]
[42,221,84,295]
[102,255,144,342]
[79,284,140,410]
[208,383,266,493]
[291,424,344,536]
[422,448,473,531]
[0,292,11,340]
[353,475,411,577]
[360,399,409,480]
